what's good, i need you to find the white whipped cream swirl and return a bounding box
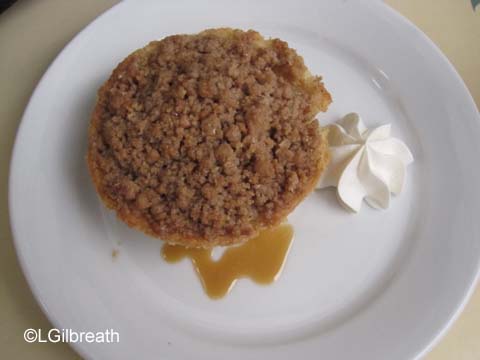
[317,113,414,212]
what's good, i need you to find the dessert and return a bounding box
[317,113,414,212]
[88,28,331,247]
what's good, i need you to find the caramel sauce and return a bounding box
[161,224,294,299]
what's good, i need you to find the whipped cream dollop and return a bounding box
[317,113,414,212]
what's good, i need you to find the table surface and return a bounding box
[0,1,479,359]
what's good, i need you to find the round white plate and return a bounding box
[9,0,480,359]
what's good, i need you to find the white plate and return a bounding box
[9,0,480,359]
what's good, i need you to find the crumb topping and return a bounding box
[88,29,331,247]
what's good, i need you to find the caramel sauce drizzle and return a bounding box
[161,224,294,299]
